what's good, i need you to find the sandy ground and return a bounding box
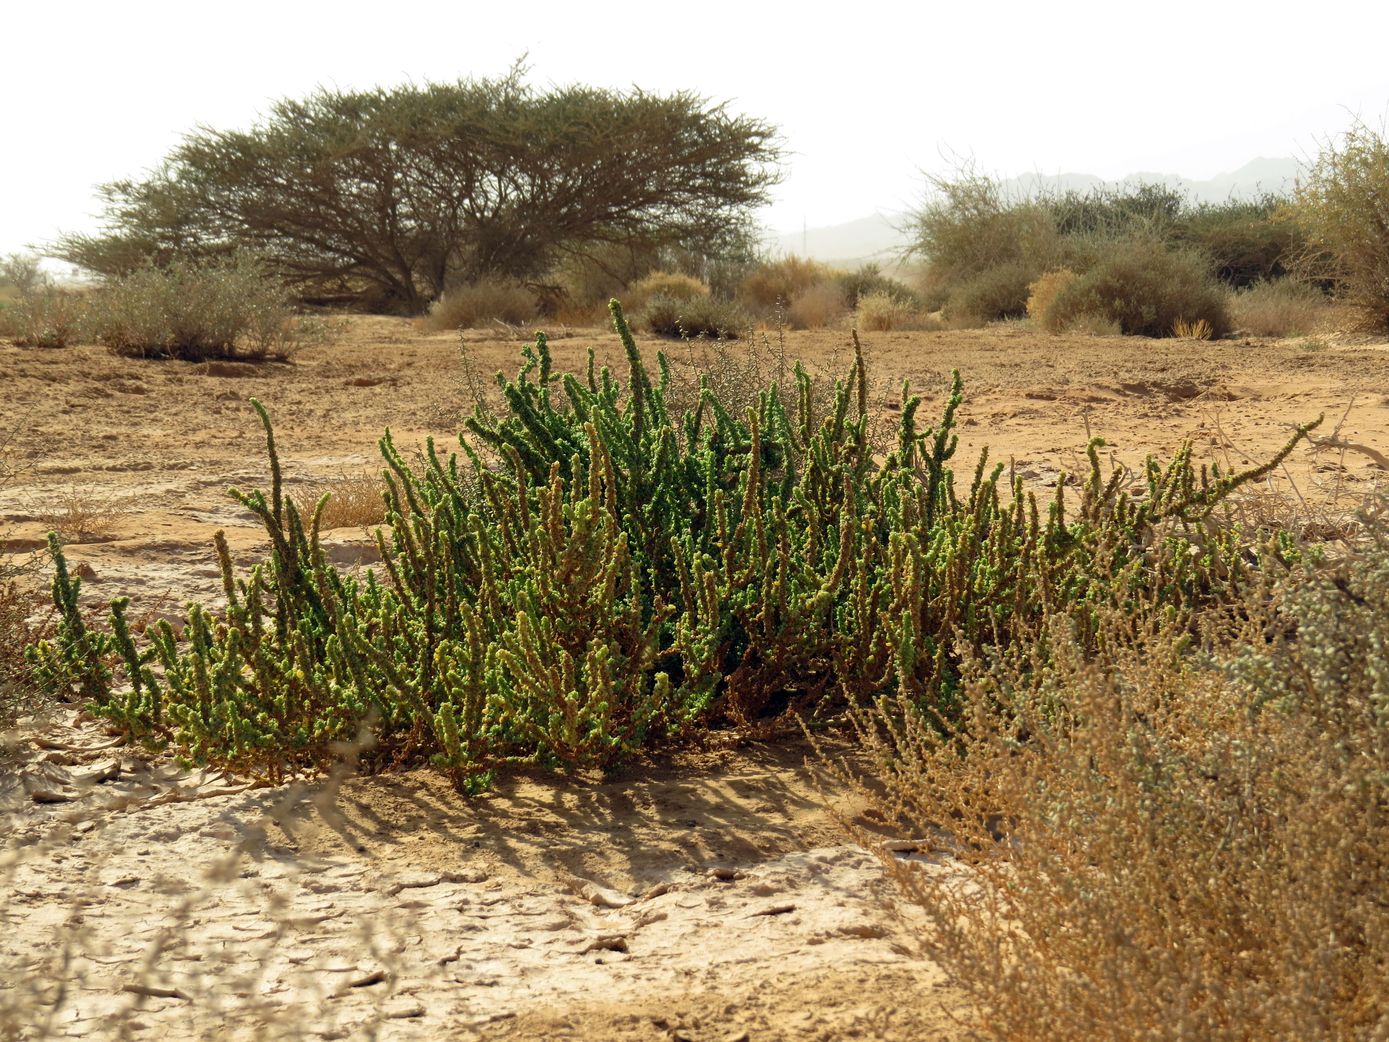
[3,719,955,1041]
[2,317,1388,1040]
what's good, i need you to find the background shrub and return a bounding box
[854,291,941,332]
[737,255,836,314]
[1044,238,1232,337]
[1175,195,1302,288]
[1042,182,1184,238]
[641,293,747,339]
[88,258,308,360]
[550,242,664,311]
[906,172,1060,310]
[1025,268,1078,324]
[1228,278,1330,337]
[0,253,87,348]
[619,270,710,315]
[426,278,538,330]
[0,287,87,348]
[785,280,847,329]
[1294,121,1389,328]
[908,174,1307,335]
[833,263,920,310]
[944,261,1034,324]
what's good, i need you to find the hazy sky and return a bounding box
[3,0,1387,258]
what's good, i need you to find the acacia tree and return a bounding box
[57,69,781,312]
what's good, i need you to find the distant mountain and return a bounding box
[768,158,1306,266]
[767,213,910,268]
[996,157,1306,205]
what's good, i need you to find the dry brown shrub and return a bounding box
[0,570,48,730]
[426,279,537,331]
[738,256,837,314]
[619,271,710,315]
[1,429,52,728]
[827,531,1389,1042]
[655,329,891,466]
[89,259,311,362]
[786,280,848,329]
[855,292,942,332]
[639,295,748,340]
[35,487,124,544]
[293,473,387,531]
[1024,269,1077,326]
[1229,279,1331,337]
[549,300,610,327]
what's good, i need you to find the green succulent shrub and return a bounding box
[28,302,1315,790]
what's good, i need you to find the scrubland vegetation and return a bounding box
[835,512,1388,1040]
[0,428,48,730]
[0,256,319,361]
[6,82,1389,1040]
[905,171,1326,336]
[28,301,1319,788]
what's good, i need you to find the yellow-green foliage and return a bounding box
[1295,122,1389,328]
[30,303,1316,790]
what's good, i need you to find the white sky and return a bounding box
[3,0,1387,258]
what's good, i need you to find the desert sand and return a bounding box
[2,318,1387,1040]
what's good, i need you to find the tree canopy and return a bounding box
[57,69,782,312]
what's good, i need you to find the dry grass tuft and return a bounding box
[1171,316,1214,340]
[293,473,388,531]
[34,487,124,545]
[826,524,1389,1042]
[1228,279,1331,337]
